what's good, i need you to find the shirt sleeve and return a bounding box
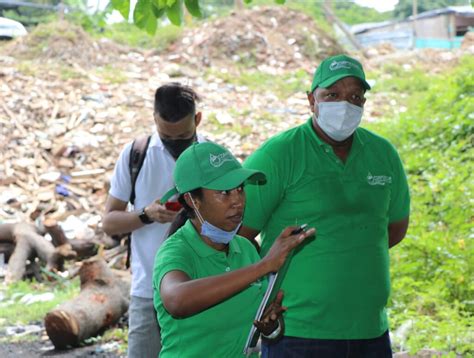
[153,238,195,292]
[243,150,285,231]
[388,144,410,223]
[109,142,133,202]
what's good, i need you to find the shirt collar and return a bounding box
[181,220,242,257]
[148,132,162,148]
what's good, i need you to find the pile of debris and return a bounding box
[3,21,129,68]
[364,46,472,74]
[168,6,343,72]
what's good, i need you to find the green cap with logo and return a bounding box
[160,142,266,203]
[311,54,371,92]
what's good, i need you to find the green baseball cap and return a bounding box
[310,54,371,92]
[160,142,266,203]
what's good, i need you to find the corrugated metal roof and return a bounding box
[351,6,474,35]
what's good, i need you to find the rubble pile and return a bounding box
[3,21,129,67]
[168,6,343,71]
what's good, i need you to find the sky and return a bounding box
[354,0,399,12]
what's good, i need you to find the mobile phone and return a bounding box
[291,224,308,235]
[165,201,182,212]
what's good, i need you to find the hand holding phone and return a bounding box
[165,201,182,212]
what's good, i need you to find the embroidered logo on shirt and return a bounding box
[367,172,392,186]
[209,153,234,167]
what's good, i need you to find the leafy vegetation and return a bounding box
[95,20,182,50]
[366,56,474,355]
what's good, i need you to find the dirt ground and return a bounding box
[0,340,121,358]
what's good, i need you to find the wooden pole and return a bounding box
[412,0,418,49]
[323,1,367,58]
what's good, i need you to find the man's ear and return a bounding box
[195,112,202,127]
[307,91,316,113]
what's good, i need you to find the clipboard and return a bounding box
[243,245,297,355]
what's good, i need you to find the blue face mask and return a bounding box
[200,220,241,244]
[189,195,241,245]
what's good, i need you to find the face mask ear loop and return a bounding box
[313,94,319,120]
[188,194,205,224]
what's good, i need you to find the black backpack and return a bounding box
[125,134,152,268]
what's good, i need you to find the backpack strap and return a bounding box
[129,135,152,206]
[125,134,151,268]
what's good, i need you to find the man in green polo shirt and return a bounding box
[240,54,410,357]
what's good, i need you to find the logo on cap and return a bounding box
[329,60,359,71]
[210,153,234,168]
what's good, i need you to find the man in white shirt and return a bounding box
[103,83,204,358]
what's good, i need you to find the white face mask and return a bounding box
[315,101,363,142]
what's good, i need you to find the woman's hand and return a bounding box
[261,226,316,273]
[254,290,286,336]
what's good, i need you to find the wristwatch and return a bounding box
[138,208,153,224]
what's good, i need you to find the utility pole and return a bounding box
[58,0,64,21]
[323,0,367,58]
[235,0,244,10]
[412,0,418,49]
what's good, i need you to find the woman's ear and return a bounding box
[184,193,198,210]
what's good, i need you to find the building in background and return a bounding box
[351,6,474,49]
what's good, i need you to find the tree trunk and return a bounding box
[0,223,76,283]
[44,258,130,349]
[43,218,98,259]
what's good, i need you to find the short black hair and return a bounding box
[154,83,200,123]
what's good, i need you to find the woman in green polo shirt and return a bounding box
[153,142,315,358]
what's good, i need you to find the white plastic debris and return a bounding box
[19,292,55,305]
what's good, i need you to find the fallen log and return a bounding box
[0,223,76,283]
[43,218,98,259]
[0,242,14,261]
[44,257,130,349]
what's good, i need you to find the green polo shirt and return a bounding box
[153,220,265,358]
[243,118,410,340]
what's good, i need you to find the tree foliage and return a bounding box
[333,1,392,25]
[110,0,287,34]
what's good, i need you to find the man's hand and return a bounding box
[145,200,179,223]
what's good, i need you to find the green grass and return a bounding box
[369,65,431,95]
[0,279,80,327]
[59,66,84,80]
[97,65,127,84]
[207,68,308,100]
[16,61,38,77]
[97,21,183,51]
[101,327,128,354]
